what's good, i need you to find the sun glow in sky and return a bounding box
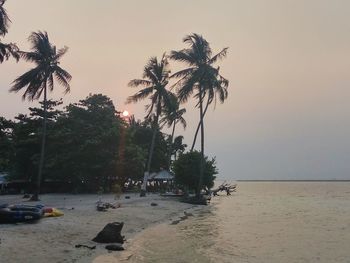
[1,0,349,180]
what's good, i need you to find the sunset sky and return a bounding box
[1,0,349,180]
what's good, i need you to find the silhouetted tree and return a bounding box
[10,31,71,200]
[126,54,174,196]
[170,33,228,196]
[160,95,186,166]
[0,0,19,63]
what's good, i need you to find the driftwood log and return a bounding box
[211,183,237,196]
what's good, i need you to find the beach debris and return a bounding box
[92,222,125,244]
[125,196,130,199]
[105,244,124,251]
[211,183,237,196]
[75,244,96,250]
[43,207,64,217]
[150,202,158,206]
[96,201,121,211]
[22,194,31,199]
[171,220,180,225]
[184,211,193,217]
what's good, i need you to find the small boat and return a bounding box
[43,207,64,217]
[0,205,44,223]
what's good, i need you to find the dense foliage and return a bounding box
[0,94,175,193]
[173,151,217,194]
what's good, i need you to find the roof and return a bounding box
[152,170,174,180]
[148,172,158,180]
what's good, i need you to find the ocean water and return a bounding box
[121,182,350,263]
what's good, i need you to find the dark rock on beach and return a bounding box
[105,244,124,251]
[92,222,125,244]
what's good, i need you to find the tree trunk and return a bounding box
[31,85,47,201]
[191,96,210,151]
[140,103,160,197]
[168,121,176,168]
[197,87,205,197]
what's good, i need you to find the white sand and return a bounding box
[0,193,196,263]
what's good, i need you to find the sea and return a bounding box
[120,182,350,263]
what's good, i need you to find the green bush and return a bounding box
[173,151,217,194]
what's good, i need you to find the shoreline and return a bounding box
[0,193,202,263]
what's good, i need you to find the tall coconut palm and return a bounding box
[190,68,228,151]
[160,95,186,167]
[170,33,228,196]
[10,31,72,200]
[126,54,174,196]
[0,0,19,63]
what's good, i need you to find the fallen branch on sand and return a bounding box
[211,183,237,196]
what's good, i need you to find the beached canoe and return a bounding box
[0,205,44,223]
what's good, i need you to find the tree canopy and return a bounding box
[173,151,217,194]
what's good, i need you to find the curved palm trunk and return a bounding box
[140,109,160,197]
[31,85,47,201]
[168,121,176,168]
[191,96,210,151]
[197,87,205,197]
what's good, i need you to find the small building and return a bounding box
[147,170,174,192]
[151,170,174,181]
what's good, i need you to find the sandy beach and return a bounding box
[1,182,350,263]
[0,193,197,263]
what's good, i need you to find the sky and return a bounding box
[1,0,349,180]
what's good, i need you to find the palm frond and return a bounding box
[209,47,229,64]
[177,114,187,129]
[19,51,42,63]
[126,86,154,104]
[56,46,68,60]
[177,76,197,103]
[11,67,46,101]
[170,67,195,79]
[0,0,10,36]
[169,50,196,65]
[28,31,53,58]
[0,42,19,63]
[53,66,71,93]
[183,33,212,62]
[128,79,152,88]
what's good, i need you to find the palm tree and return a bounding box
[0,0,10,36]
[10,31,72,200]
[190,68,228,151]
[0,0,19,63]
[160,95,186,167]
[126,54,174,196]
[172,135,187,161]
[170,33,228,196]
